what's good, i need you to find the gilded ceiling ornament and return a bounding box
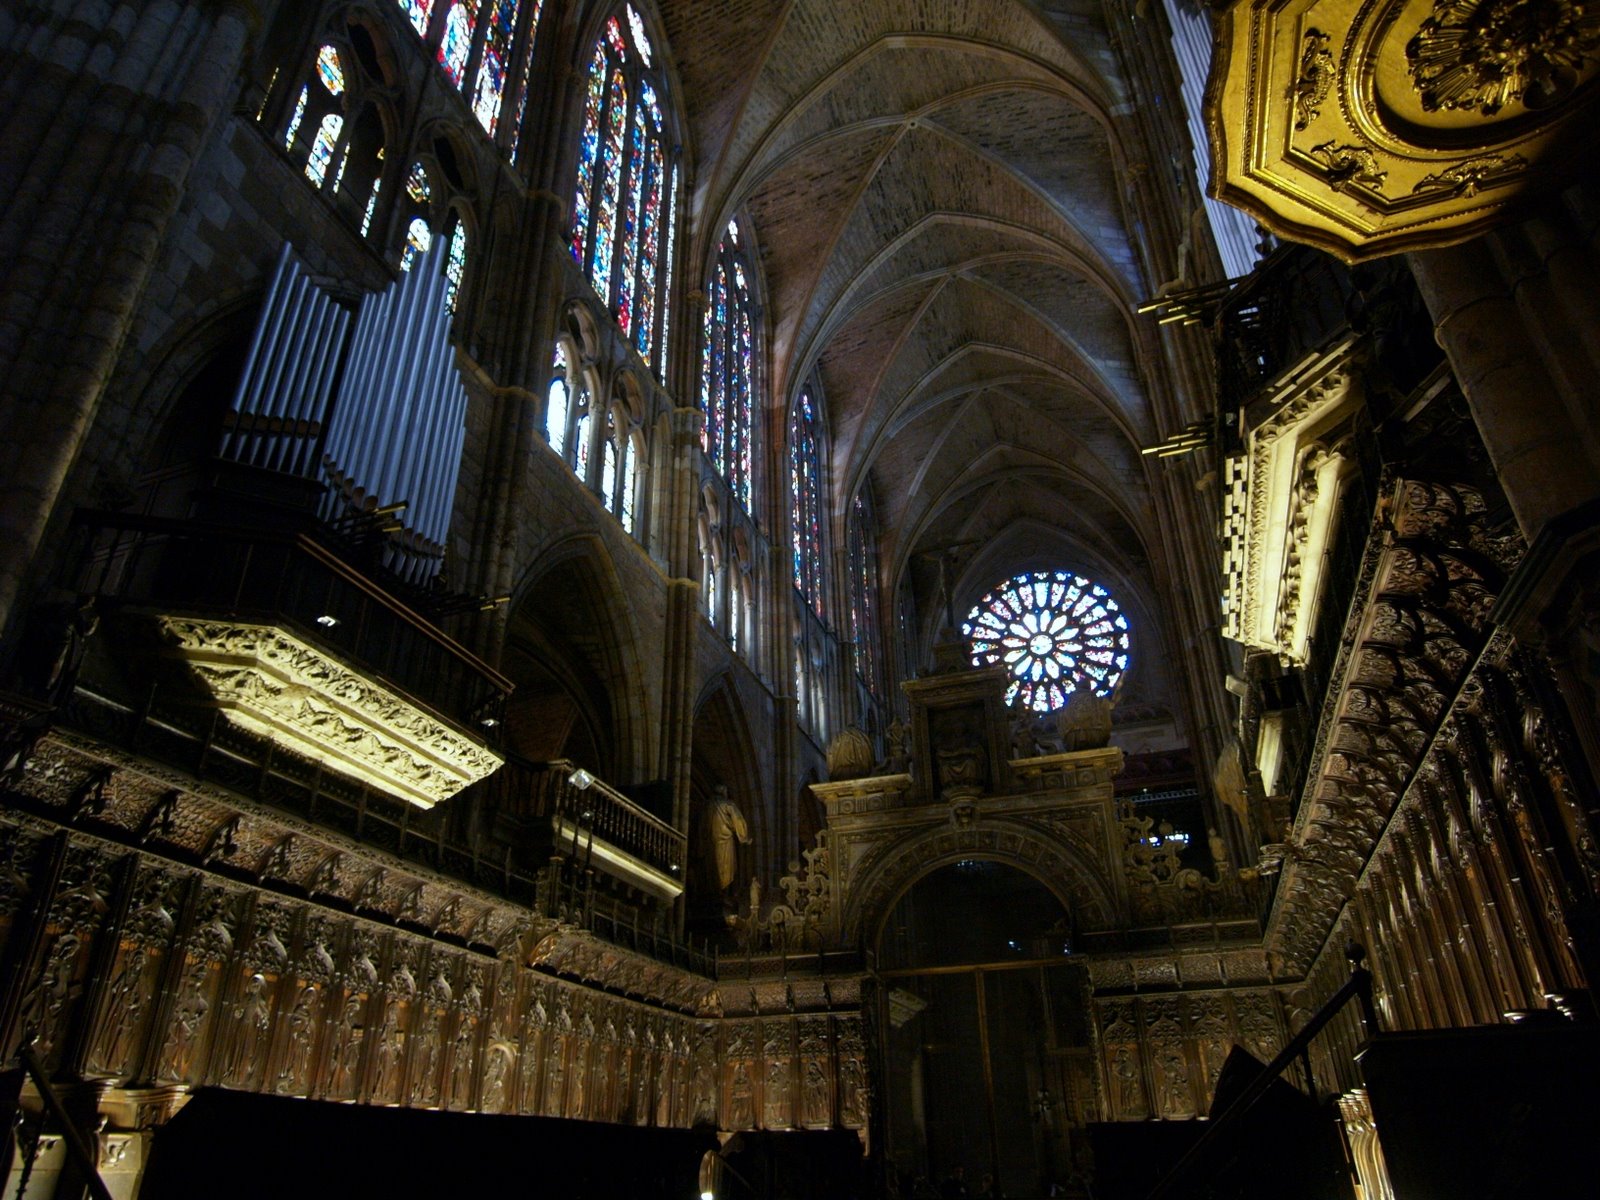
[1208,0,1599,256]
[1411,152,1529,195]
[1406,0,1600,115]
[1294,29,1336,129]
[1308,141,1390,195]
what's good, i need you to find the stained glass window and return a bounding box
[547,377,570,457]
[399,0,433,37]
[284,87,308,151]
[406,163,431,203]
[620,436,638,534]
[570,8,676,378]
[789,390,824,616]
[702,220,757,510]
[963,571,1132,712]
[601,411,619,511]
[437,1,476,88]
[444,218,468,312]
[508,0,547,156]
[472,0,517,133]
[316,45,345,94]
[402,216,432,272]
[626,4,653,64]
[848,492,879,692]
[362,175,382,237]
[305,114,344,187]
[574,409,592,481]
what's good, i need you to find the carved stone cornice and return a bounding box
[1221,346,1364,663]
[1264,479,1523,973]
[153,618,503,809]
[1207,0,1600,259]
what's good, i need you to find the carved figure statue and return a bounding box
[709,785,751,892]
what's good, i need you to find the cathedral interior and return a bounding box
[1,0,1598,1196]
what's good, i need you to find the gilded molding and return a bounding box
[153,617,503,809]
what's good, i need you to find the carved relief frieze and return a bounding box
[152,618,502,809]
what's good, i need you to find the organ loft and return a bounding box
[1,1,1597,1197]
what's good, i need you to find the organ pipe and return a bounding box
[222,241,467,583]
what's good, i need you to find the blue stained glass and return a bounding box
[660,165,678,374]
[590,67,627,301]
[401,216,431,272]
[399,0,433,37]
[634,139,662,360]
[284,87,308,150]
[472,0,519,134]
[305,113,344,187]
[571,46,606,265]
[962,571,1131,711]
[438,2,476,87]
[316,46,345,95]
[444,219,468,312]
[509,0,547,156]
[615,101,647,335]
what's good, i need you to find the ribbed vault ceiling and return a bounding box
[655,0,1176,702]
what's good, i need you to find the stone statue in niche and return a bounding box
[1058,684,1116,750]
[708,785,751,893]
[930,703,989,800]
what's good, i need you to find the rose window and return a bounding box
[963,571,1131,712]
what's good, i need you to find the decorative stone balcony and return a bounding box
[67,511,510,808]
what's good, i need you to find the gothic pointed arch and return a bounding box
[504,535,650,782]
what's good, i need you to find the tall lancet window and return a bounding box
[700,219,757,510]
[570,6,677,378]
[848,491,880,693]
[790,390,825,618]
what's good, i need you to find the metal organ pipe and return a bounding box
[222,242,293,463]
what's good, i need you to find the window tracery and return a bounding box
[963,571,1132,712]
[570,6,676,378]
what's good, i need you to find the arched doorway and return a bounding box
[877,860,1094,1198]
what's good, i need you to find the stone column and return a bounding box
[0,1,255,636]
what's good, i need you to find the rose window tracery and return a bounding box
[963,571,1131,711]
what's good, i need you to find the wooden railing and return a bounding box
[483,756,686,885]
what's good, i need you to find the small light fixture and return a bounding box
[480,716,499,728]
[315,614,339,628]
[670,863,680,873]
[569,768,594,791]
